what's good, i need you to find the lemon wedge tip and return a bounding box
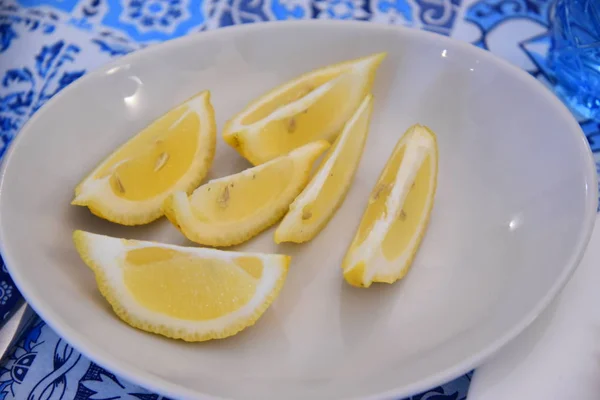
[343,261,368,288]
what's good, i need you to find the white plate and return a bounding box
[0,21,596,400]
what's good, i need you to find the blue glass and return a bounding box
[549,0,600,121]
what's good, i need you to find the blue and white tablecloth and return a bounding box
[0,0,598,399]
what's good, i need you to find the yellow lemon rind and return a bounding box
[73,230,290,342]
[163,140,330,247]
[72,91,217,226]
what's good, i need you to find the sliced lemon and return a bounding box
[342,125,438,288]
[72,91,216,226]
[223,53,385,165]
[275,95,373,244]
[73,230,290,341]
[163,140,329,247]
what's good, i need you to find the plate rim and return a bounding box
[0,19,597,400]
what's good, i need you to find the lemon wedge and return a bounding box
[342,124,438,288]
[163,141,329,247]
[275,95,373,244]
[72,91,216,226]
[73,230,290,341]
[223,53,385,165]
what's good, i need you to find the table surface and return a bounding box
[0,0,599,399]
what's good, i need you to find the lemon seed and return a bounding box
[154,152,169,172]
[114,174,125,194]
[399,209,407,221]
[372,183,389,201]
[218,186,230,208]
[302,208,312,220]
[287,117,297,133]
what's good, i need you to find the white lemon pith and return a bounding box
[223,53,386,165]
[73,230,290,341]
[342,125,438,288]
[72,91,216,226]
[163,140,329,247]
[275,94,374,243]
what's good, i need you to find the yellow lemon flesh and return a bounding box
[72,91,216,225]
[73,230,290,341]
[163,141,329,247]
[223,53,385,165]
[275,95,373,244]
[342,124,438,288]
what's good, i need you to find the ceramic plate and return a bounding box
[0,21,596,400]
